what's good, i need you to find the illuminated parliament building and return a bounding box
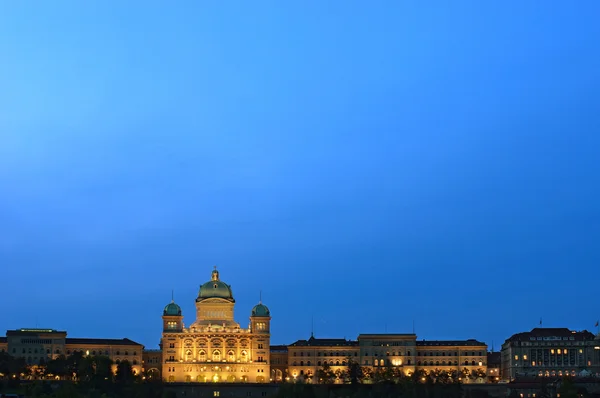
[160,267,271,383]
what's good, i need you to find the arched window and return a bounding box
[307,361,311,366]
[336,360,340,366]
[125,351,129,356]
[379,360,383,366]
[241,350,248,362]
[228,350,235,361]
[199,350,206,361]
[213,350,221,361]
[471,360,475,366]
[318,361,322,366]
[300,361,304,366]
[329,360,333,365]
[436,361,439,366]
[133,360,138,365]
[185,350,193,361]
[430,361,433,366]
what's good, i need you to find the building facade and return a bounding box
[284,333,488,383]
[160,267,271,383]
[501,328,600,380]
[0,328,143,375]
[287,335,359,382]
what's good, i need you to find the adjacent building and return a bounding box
[284,333,488,383]
[0,328,143,375]
[501,328,600,380]
[160,267,271,383]
[287,335,359,382]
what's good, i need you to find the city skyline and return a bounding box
[1,266,599,350]
[2,1,600,352]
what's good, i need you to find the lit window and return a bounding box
[557,349,561,355]
[514,355,519,360]
[214,392,220,397]
[532,361,536,366]
[523,355,528,360]
[551,349,555,354]
[564,349,568,354]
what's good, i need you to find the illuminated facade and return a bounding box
[501,328,600,380]
[160,267,271,383]
[0,328,143,375]
[285,334,488,383]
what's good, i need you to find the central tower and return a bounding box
[192,267,239,329]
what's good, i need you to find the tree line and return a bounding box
[0,351,171,398]
[297,360,487,384]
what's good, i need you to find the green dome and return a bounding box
[163,301,182,316]
[197,268,235,302]
[251,303,270,317]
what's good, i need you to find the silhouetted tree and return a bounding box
[115,359,135,383]
[346,358,363,385]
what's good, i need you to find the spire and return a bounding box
[171,289,174,303]
[311,316,314,338]
[212,266,219,281]
[259,290,262,304]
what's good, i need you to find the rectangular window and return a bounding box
[515,355,519,360]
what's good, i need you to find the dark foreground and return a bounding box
[1,378,598,398]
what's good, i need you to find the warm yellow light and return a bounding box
[551,349,555,354]
[557,349,561,355]
[86,350,90,356]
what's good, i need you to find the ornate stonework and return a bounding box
[161,268,271,383]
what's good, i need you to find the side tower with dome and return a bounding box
[160,267,271,383]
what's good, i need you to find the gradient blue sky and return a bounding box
[1,1,599,350]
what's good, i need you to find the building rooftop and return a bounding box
[66,338,143,346]
[416,339,486,347]
[7,329,67,336]
[505,328,595,343]
[358,334,417,338]
[290,336,358,347]
[270,345,288,352]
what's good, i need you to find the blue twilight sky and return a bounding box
[1,1,599,350]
